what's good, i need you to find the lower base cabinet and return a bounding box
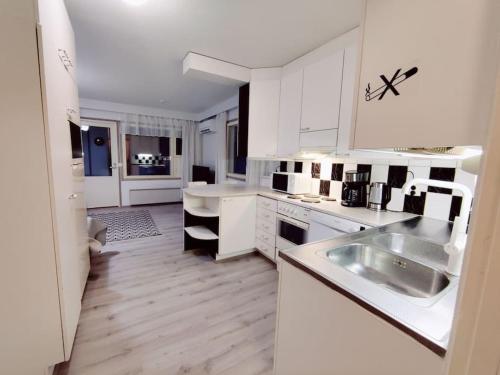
[274,261,444,375]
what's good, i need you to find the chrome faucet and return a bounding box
[402,178,472,276]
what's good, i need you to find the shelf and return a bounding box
[185,206,219,218]
[185,226,219,241]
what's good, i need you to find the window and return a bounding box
[227,119,246,176]
[123,134,181,178]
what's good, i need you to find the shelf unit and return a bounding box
[184,226,219,240]
[184,206,218,218]
[183,192,220,258]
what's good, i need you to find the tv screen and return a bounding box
[69,121,83,158]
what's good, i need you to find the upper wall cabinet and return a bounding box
[353,0,499,149]
[277,69,303,157]
[300,50,344,133]
[247,68,282,158]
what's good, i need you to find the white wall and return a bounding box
[201,118,217,170]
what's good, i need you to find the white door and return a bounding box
[82,119,120,208]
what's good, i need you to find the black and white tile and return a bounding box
[302,157,476,221]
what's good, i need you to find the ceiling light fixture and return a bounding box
[122,0,148,6]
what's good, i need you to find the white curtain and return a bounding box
[182,121,201,188]
[215,112,228,183]
[120,113,184,137]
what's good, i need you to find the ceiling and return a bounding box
[65,0,362,114]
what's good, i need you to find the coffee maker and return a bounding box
[341,170,370,207]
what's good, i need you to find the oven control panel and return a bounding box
[277,201,310,223]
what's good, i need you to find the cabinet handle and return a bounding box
[68,193,78,200]
[301,127,310,131]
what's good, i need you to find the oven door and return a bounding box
[276,214,309,247]
[272,173,289,193]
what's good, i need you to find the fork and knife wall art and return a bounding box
[365,67,418,101]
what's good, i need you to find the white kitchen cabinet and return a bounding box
[300,50,344,133]
[337,44,358,154]
[277,69,303,157]
[274,261,444,375]
[219,196,257,256]
[299,128,338,150]
[353,0,498,149]
[1,1,89,373]
[248,68,282,158]
[38,0,89,360]
[255,196,278,262]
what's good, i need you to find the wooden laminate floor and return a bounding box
[55,204,278,375]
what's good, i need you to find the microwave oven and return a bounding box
[271,172,312,195]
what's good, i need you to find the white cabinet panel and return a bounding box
[337,44,357,154]
[277,69,303,157]
[248,68,282,158]
[275,262,444,375]
[37,0,87,360]
[300,129,338,150]
[219,196,256,255]
[301,50,344,132]
[257,196,278,211]
[353,0,497,148]
[257,207,277,226]
[255,239,276,261]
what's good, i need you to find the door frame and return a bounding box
[444,66,500,374]
[81,118,121,208]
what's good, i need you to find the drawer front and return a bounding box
[257,207,277,225]
[256,229,275,248]
[256,219,276,236]
[256,239,276,261]
[257,196,278,211]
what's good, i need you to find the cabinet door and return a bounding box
[248,68,282,158]
[337,44,357,154]
[219,196,256,255]
[277,69,303,157]
[301,50,344,132]
[353,0,496,148]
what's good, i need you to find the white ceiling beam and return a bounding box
[183,52,251,85]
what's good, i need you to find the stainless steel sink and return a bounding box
[325,243,450,298]
[371,232,448,269]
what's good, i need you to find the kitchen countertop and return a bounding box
[183,184,416,227]
[279,216,458,356]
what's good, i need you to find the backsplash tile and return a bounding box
[319,180,331,196]
[429,167,455,194]
[311,163,321,179]
[449,196,463,222]
[357,164,372,182]
[388,165,408,189]
[320,160,332,180]
[279,161,287,172]
[423,192,453,221]
[264,155,475,222]
[331,163,344,181]
[403,192,427,215]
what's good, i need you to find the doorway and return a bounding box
[81,119,120,208]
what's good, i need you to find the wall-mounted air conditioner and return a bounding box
[199,119,216,134]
